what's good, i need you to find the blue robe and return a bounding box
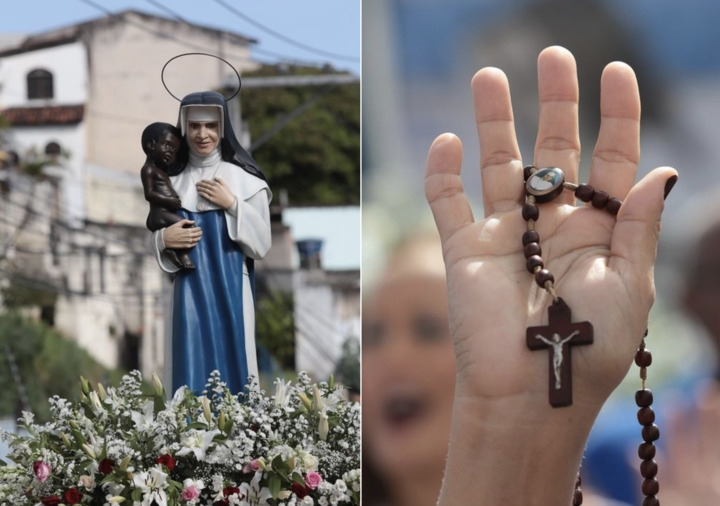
[171,208,255,394]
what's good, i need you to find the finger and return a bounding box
[588,62,641,200]
[177,219,195,228]
[424,134,474,243]
[472,67,523,216]
[610,167,677,279]
[534,46,580,204]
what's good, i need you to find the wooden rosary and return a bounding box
[521,166,660,505]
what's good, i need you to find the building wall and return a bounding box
[6,124,86,226]
[0,41,88,226]
[0,41,87,107]
[293,269,360,380]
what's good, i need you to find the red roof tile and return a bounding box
[2,105,84,126]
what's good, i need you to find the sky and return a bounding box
[0,0,360,75]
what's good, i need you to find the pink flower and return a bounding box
[242,459,260,474]
[33,461,52,482]
[181,485,200,501]
[181,479,204,502]
[305,471,323,489]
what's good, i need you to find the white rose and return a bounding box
[302,454,318,471]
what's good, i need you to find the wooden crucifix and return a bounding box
[527,298,593,407]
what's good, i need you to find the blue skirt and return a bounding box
[171,209,255,394]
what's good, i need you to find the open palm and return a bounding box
[425,46,677,413]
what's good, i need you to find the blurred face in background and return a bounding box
[362,239,456,479]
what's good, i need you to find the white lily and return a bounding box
[132,467,168,506]
[273,379,292,409]
[176,429,221,461]
[239,470,272,506]
[318,411,329,441]
[131,400,155,432]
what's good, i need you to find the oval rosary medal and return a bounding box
[525,167,565,203]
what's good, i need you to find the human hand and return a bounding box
[163,219,202,249]
[196,177,237,210]
[425,46,676,412]
[425,46,677,505]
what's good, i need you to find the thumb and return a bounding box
[610,167,677,276]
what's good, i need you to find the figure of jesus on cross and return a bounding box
[527,298,593,407]
[534,330,580,389]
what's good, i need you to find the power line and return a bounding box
[144,0,187,23]
[250,84,337,152]
[210,0,359,63]
[77,0,323,66]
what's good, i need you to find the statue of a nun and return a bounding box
[151,91,271,394]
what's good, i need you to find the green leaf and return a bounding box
[291,472,306,486]
[268,474,282,498]
[271,454,285,472]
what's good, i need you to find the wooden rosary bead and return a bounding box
[572,489,583,506]
[636,335,661,506]
[524,242,542,258]
[522,203,539,221]
[642,496,659,506]
[635,389,654,407]
[640,459,658,479]
[575,184,595,202]
[523,165,537,181]
[642,478,659,496]
[638,442,656,460]
[522,229,540,246]
[606,198,622,215]
[534,269,554,288]
[642,424,660,442]
[637,407,655,426]
[591,190,609,209]
[635,348,653,368]
[526,255,544,273]
[572,473,583,506]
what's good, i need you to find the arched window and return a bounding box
[27,68,53,99]
[45,141,61,157]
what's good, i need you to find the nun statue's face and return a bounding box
[187,121,220,156]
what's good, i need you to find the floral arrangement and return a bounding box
[0,371,360,506]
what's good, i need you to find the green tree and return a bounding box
[0,313,124,422]
[241,65,359,206]
[255,290,295,370]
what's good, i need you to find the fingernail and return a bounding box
[663,175,678,201]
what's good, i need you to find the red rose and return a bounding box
[291,482,309,498]
[223,486,241,498]
[98,458,115,475]
[64,488,82,505]
[40,496,62,506]
[156,454,175,471]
